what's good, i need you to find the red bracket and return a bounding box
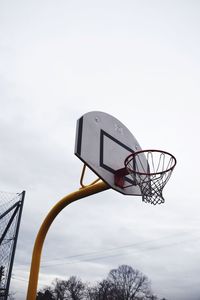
[114,168,129,188]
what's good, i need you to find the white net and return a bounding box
[125,150,176,205]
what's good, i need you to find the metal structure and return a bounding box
[26,181,109,300]
[26,111,176,299]
[0,191,25,300]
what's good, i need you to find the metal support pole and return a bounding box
[26,181,109,300]
[3,191,25,300]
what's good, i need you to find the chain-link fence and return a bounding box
[0,191,25,300]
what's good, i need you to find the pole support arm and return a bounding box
[26,181,109,300]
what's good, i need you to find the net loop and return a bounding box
[124,150,176,205]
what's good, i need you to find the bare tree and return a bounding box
[60,276,86,300]
[87,279,114,300]
[99,265,152,300]
[36,289,54,300]
[37,266,166,300]
[52,278,66,299]
[37,276,87,300]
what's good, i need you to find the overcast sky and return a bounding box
[0,1,200,299]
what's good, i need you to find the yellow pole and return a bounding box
[26,181,109,300]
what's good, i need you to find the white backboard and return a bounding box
[75,111,145,195]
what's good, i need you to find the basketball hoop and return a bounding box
[124,150,177,205]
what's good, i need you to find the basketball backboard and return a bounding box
[75,111,148,196]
